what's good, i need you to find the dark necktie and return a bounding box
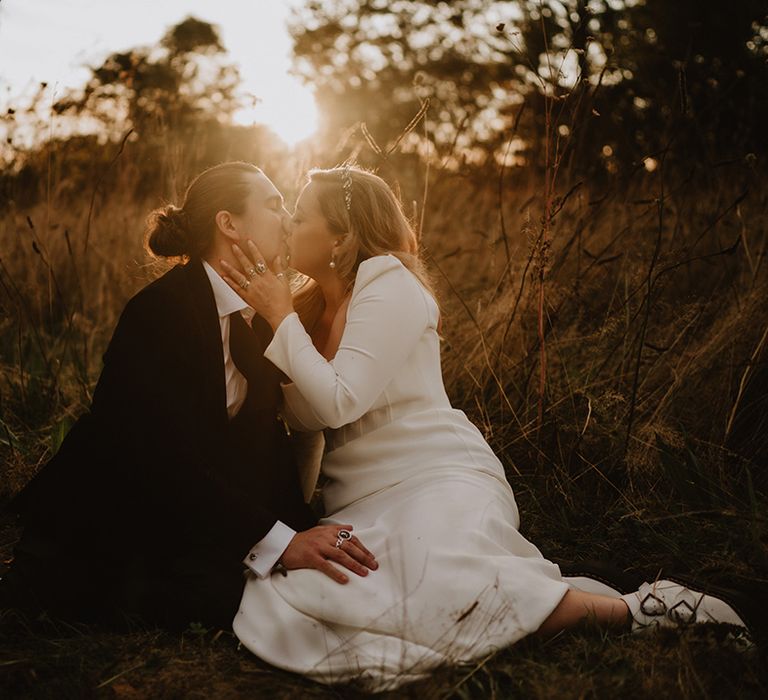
[229,310,274,384]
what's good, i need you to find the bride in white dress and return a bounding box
[220,166,752,690]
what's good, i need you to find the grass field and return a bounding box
[1,141,767,697]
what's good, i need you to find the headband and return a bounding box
[342,165,353,212]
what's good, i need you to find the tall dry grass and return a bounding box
[2,136,766,562]
[428,163,768,576]
[0,117,766,697]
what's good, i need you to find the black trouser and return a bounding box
[0,528,245,631]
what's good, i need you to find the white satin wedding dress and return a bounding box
[233,255,571,690]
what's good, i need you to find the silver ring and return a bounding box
[247,267,259,279]
[255,260,267,275]
[239,278,250,291]
[334,529,352,548]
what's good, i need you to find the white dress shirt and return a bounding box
[202,261,296,578]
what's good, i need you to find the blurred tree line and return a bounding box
[289,0,767,176]
[0,17,287,212]
[1,1,766,213]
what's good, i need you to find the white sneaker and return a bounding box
[621,579,752,644]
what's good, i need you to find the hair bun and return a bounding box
[145,204,190,258]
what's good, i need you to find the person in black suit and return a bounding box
[0,161,377,630]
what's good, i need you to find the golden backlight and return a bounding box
[0,0,318,146]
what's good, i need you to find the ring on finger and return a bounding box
[239,278,251,291]
[334,528,352,548]
[276,272,285,280]
[255,260,267,275]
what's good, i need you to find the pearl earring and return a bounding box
[329,252,337,269]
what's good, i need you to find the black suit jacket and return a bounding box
[8,259,316,625]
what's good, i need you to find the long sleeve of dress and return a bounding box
[264,256,435,430]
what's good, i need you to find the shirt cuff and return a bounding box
[243,521,296,578]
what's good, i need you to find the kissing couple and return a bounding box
[1,162,761,690]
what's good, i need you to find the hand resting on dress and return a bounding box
[281,524,378,584]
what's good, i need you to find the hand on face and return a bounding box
[221,240,294,331]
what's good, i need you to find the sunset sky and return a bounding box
[0,0,318,144]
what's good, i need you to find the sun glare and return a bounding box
[233,84,318,146]
[0,0,318,147]
[214,2,318,146]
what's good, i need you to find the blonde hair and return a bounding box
[293,166,437,328]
